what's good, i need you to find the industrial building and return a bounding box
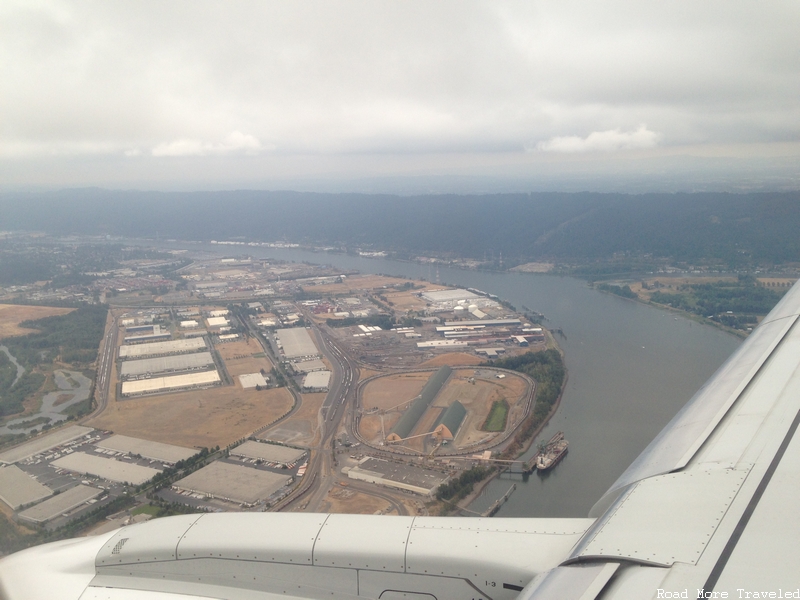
[443,318,521,327]
[206,316,230,327]
[420,289,480,303]
[52,452,161,485]
[173,461,291,506]
[123,332,172,344]
[0,465,52,510]
[291,359,327,373]
[121,370,221,396]
[416,340,468,349]
[231,441,306,464]
[432,401,467,440]
[18,485,102,524]
[119,337,207,359]
[96,435,197,464]
[119,352,215,379]
[387,366,452,441]
[346,457,447,496]
[0,425,93,465]
[276,328,319,359]
[239,373,268,389]
[302,370,331,391]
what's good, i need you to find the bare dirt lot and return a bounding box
[0,305,74,338]
[87,386,294,449]
[215,338,274,381]
[418,352,484,367]
[361,373,429,411]
[322,486,403,515]
[307,274,433,295]
[261,392,325,447]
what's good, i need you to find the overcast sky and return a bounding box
[2,1,799,193]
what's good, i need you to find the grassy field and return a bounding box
[482,399,509,432]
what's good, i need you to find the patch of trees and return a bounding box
[596,283,637,299]
[0,372,45,417]
[649,275,783,327]
[436,466,489,502]
[326,314,394,330]
[3,305,108,368]
[0,254,56,285]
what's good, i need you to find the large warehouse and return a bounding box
[96,435,197,464]
[231,441,306,464]
[51,452,161,485]
[346,457,447,496]
[420,289,480,303]
[173,461,291,506]
[276,328,319,359]
[0,425,93,464]
[121,370,221,396]
[302,370,331,391]
[18,485,102,524]
[0,465,52,510]
[119,338,207,359]
[120,352,215,378]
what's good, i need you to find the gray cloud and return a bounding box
[1,1,799,190]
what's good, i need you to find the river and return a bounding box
[129,240,742,518]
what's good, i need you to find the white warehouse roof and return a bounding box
[119,338,206,359]
[121,370,220,396]
[276,328,319,359]
[120,352,215,378]
[303,370,331,390]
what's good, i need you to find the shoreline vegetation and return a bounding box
[591,274,788,339]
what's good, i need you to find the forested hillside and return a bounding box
[2,189,800,268]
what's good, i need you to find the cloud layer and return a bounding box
[1,1,799,190]
[536,126,661,153]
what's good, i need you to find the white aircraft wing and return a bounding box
[3,281,800,600]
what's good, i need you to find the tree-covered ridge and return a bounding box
[3,190,800,269]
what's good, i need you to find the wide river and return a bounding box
[135,241,742,518]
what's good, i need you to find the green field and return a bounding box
[482,399,509,432]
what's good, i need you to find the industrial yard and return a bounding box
[0,254,558,534]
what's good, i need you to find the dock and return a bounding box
[481,484,516,517]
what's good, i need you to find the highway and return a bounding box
[86,311,117,421]
[277,318,360,512]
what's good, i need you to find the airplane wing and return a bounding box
[3,281,800,600]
